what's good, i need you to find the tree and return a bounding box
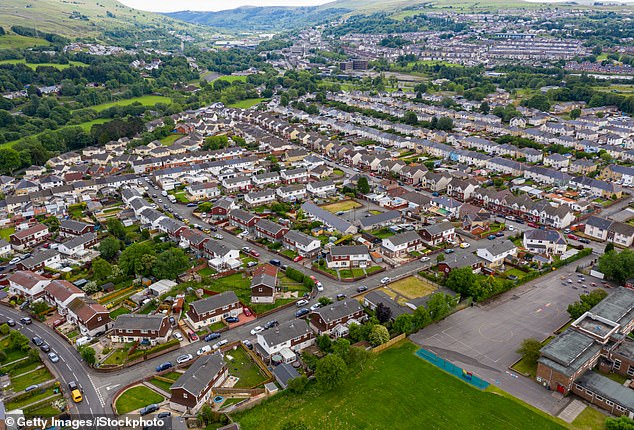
[287,376,309,394]
[107,219,127,241]
[203,135,229,151]
[516,338,542,365]
[92,258,112,281]
[0,323,9,335]
[436,116,453,131]
[332,338,350,359]
[0,148,22,175]
[605,242,615,253]
[99,236,120,261]
[569,108,581,119]
[318,297,333,307]
[80,346,96,365]
[598,249,634,285]
[392,313,413,334]
[403,111,418,125]
[315,354,347,390]
[567,289,609,319]
[368,324,389,346]
[523,94,551,112]
[412,306,431,331]
[31,301,49,315]
[357,176,370,195]
[152,248,190,280]
[427,293,452,321]
[375,302,392,324]
[316,334,333,353]
[445,267,479,297]
[606,416,634,430]
[119,242,155,276]
[479,101,490,114]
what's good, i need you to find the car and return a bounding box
[505,215,515,221]
[357,285,368,293]
[310,303,321,311]
[459,242,470,249]
[7,319,15,327]
[156,362,173,372]
[567,234,579,240]
[157,412,172,419]
[68,381,79,391]
[293,255,303,262]
[225,316,239,323]
[40,343,50,352]
[528,222,539,228]
[444,248,455,254]
[316,281,324,292]
[210,226,218,232]
[264,320,279,329]
[204,332,221,342]
[197,345,212,356]
[336,293,346,301]
[71,388,83,403]
[508,225,514,231]
[250,326,264,335]
[487,235,496,240]
[296,299,309,307]
[579,238,590,244]
[269,259,281,267]
[241,246,251,253]
[420,256,431,262]
[495,232,504,237]
[431,192,439,197]
[247,261,258,268]
[516,219,524,224]
[243,308,252,317]
[381,277,391,284]
[25,384,40,392]
[446,238,456,245]
[188,331,199,341]
[250,250,260,258]
[173,331,183,341]
[48,352,60,363]
[563,228,572,234]
[212,339,228,350]
[591,282,598,287]
[187,203,197,207]
[169,316,176,326]
[242,339,253,350]
[32,336,44,346]
[139,404,160,416]
[9,257,21,265]
[176,354,193,364]
[214,234,224,240]
[295,308,310,318]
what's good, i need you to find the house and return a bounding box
[10,223,49,250]
[8,271,50,300]
[170,353,227,413]
[256,320,315,362]
[16,249,61,272]
[59,219,94,238]
[437,253,483,274]
[0,239,12,257]
[419,222,455,246]
[283,230,321,257]
[210,198,237,220]
[187,183,220,200]
[229,209,259,233]
[252,172,281,188]
[431,196,462,219]
[381,231,424,258]
[255,219,289,243]
[186,291,242,330]
[363,290,411,320]
[600,165,634,186]
[280,168,308,184]
[251,267,278,304]
[584,216,634,248]
[523,229,567,255]
[307,180,336,197]
[203,241,240,271]
[244,190,277,207]
[462,212,491,235]
[276,185,306,202]
[309,299,366,336]
[222,176,252,194]
[476,241,518,268]
[110,314,171,345]
[300,201,358,235]
[583,216,614,241]
[326,245,372,269]
[358,211,401,230]
[58,232,98,257]
[43,280,85,314]
[544,153,570,170]
[66,298,111,337]
[446,178,479,202]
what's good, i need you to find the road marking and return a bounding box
[66,363,72,371]
[106,384,120,391]
[89,407,94,415]
[88,374,106,407]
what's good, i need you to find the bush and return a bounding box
[285,267,304,283]
[287,375,309,394]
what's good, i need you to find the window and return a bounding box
[627,365,634,377]
[595,395,604,402]
[614,359,621,370]
[586,390,594,396]
[616,405,626,412]
[183,393,188,399]
[606,400,614,406]
[574,384,583,391]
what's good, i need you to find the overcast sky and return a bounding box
[118,0,333,12]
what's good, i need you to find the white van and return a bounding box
[75,336,91,347]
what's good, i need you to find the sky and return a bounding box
[118,0,334,12]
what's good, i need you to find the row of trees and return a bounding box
[444,267,515,302]
[598,249,634,285]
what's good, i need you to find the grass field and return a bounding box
[115,386,164,415]
[10,367,55,391]
[228,98,266,109]
[148,377,173,393]
[159,134,183,146]
[76,95,172,113]
[387,276,437,299]
[231,341,565,430]
[0,59,88,70]
[214,75,248,83]
[0,227,15,241]
[227,347,269,388]
[0,34,49,50]
[321,200,363,213]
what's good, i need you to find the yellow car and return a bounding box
[459,242,471,249]
[71,389,83,403]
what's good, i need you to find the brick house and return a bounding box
[59,219,94,238]
[309,300,366,336]
[110,314,170,345]
[229,209,259,233]
[170,353,227,413]
[10,223,50,251]
[326,245,371,269]
[254,219,288,243]
[67,298,111,337]
[43,280,85,314]
[381,231,424,258]
[186,291,242,330]
[419,222,455,246]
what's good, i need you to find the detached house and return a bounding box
[8,271,50,300]
[256,320,315,362]
[523,229,567,255]
[186,291,242,330]
[59,219,94,238]
[10,223,49,251]
[381,231,424,258]
[309,300,366,336]
[170,353,227,413]
[420,222,455,246]
[255,219,288,243]
[476,241,518,268]
[43,280,85,314]
[110,314,171,345]
[326,245,371,269]
[282,229,321,257]
[67,298,111,337]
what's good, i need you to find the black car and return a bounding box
[295,308,309,318]
[225,316,239,323]
[20,317,32,325]
[356,286,368,293]
[157,412,171,419]
[579,238,590,244]
[139,404,160,416]
[264,320,278,329]
[168,316,176,326]
[32,336,44,347]
[204,332,221,342]
[269,259,281,267]
[40,343,51,352]
[68,381,79,391]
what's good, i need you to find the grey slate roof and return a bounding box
[524,229,566,244]
[576,371,634,410]
[585,215,614,231]
[311,299,363,323]
[113,314,166,331]
[359,210,401,229]
[300,201,356,234]
[538,328,600,377]
[330,245,369,257]
[272,363,301,389]
[284,230,317,247]
[421,221,454,236]
[171,352,225,396]
[190,291,240,315]
[384,231,421,247]
[260,320,312,347]
[60,219,93,232]
[62,232,96,249]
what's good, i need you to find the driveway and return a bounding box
[409,254,601,414]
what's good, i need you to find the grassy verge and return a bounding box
[227,347,268,389]
[115,386,164,415]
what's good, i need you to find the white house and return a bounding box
[522,229,567,255]
[475,241,518,268]
[256,320,315,362]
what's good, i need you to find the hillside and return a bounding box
[166,5,351,32]
[0,0,203,42]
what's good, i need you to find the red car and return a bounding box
[567,234,579,240]
[188,331,199,342]
[528,222,538,228]
[243,307,252,317]
[250,250,260,258]
[293,255,303,262]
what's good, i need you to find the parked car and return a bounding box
[247,261,258,268]
[242,339,253,350]
[204,332,221,342]
[459,242,470,249]
[495,232,504,237]
[188,331,199,342]
[293,255,303,262]
[356,285,368,293]
[250,250,260,258]
[20,317,32,325]
[176,354,193,364]
[241,246,251,253]
[310,303,321,311]
[187,203,196,207]
[250,326,264,335]
[336,294,346,301]
[158,412,171,419]
[296,299,309,307]
[9,257,21,265]
[168,316,176,326]
[567,234,579,240]
[214,234,224,240]
[156,362,173,372]
[197,345,212,356]
[508,225,514,231]
[269,259,281,267]
[139,404,159,416]
[381,277,391,284]
[32,336,44,346]
[419,256,431,262]
[315,281,324,292]
[172,331,183,341]
[579,238,590,244]
[243,308,252,317]
[225,316,239,323]
[487,235,496,240]
[563,228,571,234]
[212,339,228,350]
[444,249,455,254]
[48,352,60,363]
[264,320,278,329]
[528,222,538,228]
[295,308,310,318]
[7,319,15,327]
[40,343,50,352]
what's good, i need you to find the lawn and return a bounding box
[0,226,15,241]
[10,367,55,391]
[148,378,173,393]
[231,341,565,430]
[103,348,128,366]
[159,134,183,146]
[228,98,266,109]
[388,276,437,299]
[109,307,131,319]
[0,34,49,50]
[0,59,88,70]
[115,385,164,415]
[504,268,528,280]
[23,397,63,418]
[6,387,58,410]
[371,228,394,239]
[570,406,607,430]
[75,95,172,113]
[227,347,269,389]
[214,75,248,83]
[321,200,362,213]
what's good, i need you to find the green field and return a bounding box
[0,118,110,150]
[0,59,88,70]
[115,386,164,415]
[228,98,267,109]
[0,227,15,241]
[232,341,565,430]
[215,75,248,83]
[0,33,50,50]
[76,95,172,113]
[227,347,269,389]
[159,134,183,146]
